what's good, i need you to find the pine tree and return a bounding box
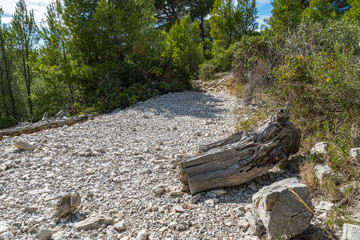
[267,0,305,35]
[168,14,204,76]
[12,0,38,117]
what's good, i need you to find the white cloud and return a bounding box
[0,0,54,24]
[256,15,270,30]
[256,0,271,7]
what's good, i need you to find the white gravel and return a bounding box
[0,91,296,240]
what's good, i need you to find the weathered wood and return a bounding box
[180,105,301,195]
[0,113,98,140]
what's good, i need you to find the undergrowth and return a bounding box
[229,18,360,235]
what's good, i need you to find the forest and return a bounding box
[0,0,359,132]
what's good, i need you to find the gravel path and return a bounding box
[0,91,252,239]
[0,89,330,240]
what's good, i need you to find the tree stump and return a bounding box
[180,105,301,195]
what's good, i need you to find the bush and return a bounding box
[212,42,235,71]
[199,60,218,80]
[231,35,277,102]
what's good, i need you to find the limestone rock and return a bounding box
[36,229,54,240]
[210,189,227,197]
[74,214,113,231]
[252,178,313,239]
[311,142,328,155]
[314,163,332,182]
[0,222,9,234]
[13,141,35,151]
[350,148,360,159]
[114,220,126,231]
[137,229,149,240]
[342,223,360,240]
[53,193,81,220]
[189,194,201,204]
[52,231,71,240]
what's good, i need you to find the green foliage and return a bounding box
[210,0,257,48]
[232,35,269,84]
[12,0,39,117]
[267,0,305,35]
[209,0,258,71]
[167,14,204,78]
[342,0,360,22]
[199,60,218,80]
[301,0,337,23]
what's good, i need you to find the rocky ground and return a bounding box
[0,84,343,240]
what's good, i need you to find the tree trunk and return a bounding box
[0,112,99,140]
[180,106,301,195]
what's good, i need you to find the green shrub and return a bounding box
[199,60,218,80]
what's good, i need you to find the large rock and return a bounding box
[252,178,313,239]
[342,223,360,240]
[53,193,81,220]
[74,214,113,231]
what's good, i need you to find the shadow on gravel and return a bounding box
[131,92,230,119]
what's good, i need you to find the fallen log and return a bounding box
[180,105,301,195]
[0,112,98,140]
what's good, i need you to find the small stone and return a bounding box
[190,194,201,204]
[350,148,360,158]
[311,142,328,155]
[248,182,257,191]
[14,141,35,151]
[152,185,166,195]
[210,189,227,197]
[28,225,37,233]
[74,214,113,231]
[136,229,149,240]
[173,205,185,213]
[37,229,54,240]
[23,206,38,213]
[52,231,71,240]
[206,192,217,198]
[60,217,68,223]
[96,148,106,153]
[0,221,9,234]
[314,164,332,182]
[85,169,95,175]
[205,199,214,207]
[114,220,126,231]
[169,191,181,197]
[53,193,81,220]
[114,212,124,220]
[224,219,232,226]
[169,222,177,230]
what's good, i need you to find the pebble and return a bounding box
[114,220,127,231]
[189,194,202,204]
[137,229,149,240]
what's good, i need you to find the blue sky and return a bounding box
[1,0,273,27]
[256,0,273,28]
